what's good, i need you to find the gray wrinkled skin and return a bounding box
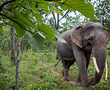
[56,22,110,89]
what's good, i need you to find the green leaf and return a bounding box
[55,32,66,43]
[0,11,26,37]
[38,24,55,42]
[13,9,35,28]
[25,32,45,50]
[13,9,55,41]
[50,7,63,16]
[35,13,43,23]
[14,23,26,37]
[37,1,49,11]
[60,0,94,18]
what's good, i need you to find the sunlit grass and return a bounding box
[0,49,110,90]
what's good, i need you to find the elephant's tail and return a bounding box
[54,53,61,67]
[56,53,61,60]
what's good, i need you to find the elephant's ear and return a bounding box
[105,29,110,42]
[71,25,83,48]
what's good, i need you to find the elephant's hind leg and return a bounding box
[62,59,75,81]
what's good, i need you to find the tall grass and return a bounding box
[0,49,110,90]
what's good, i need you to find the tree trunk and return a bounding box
[0,56,2,68]
[15,38,22,90]
[21,37,24,53]
[10,25,16,63]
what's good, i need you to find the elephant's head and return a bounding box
[71,22,110,48]
[71,22,110,85]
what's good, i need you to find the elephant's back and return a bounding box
[58,29,74,43]
[56,29,76,60]
[60,30,73,38]
[57,29,74,51]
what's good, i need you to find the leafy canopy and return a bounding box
[0,0,95,49]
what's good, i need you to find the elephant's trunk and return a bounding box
[93,57,108,80]
[88,45,106,85]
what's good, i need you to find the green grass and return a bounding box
[0,49,110,90]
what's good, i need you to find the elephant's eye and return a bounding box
[97,26,103,30]
[87,26,94,30]
[88,36,94,41]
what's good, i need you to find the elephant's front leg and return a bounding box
[77,51,91,83]
[62,60,74,81]
[77,59,90,83]
[72,45,89,87]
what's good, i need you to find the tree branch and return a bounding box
[0,13,34,34]
[56,13,59,30]
[52,12,57,29]
[0,0,16,11]
[59,10,70,21]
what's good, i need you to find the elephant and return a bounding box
[56,22,110,88]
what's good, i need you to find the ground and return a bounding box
[0,49,110,90]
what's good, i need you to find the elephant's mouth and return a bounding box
[82,41,92,50]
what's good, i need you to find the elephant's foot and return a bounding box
[68,80,76,85]
[82,86,91,90]
[77,76,81,83]
[64,76,72,81]
[62,70,72,81]
[87,78,97,86]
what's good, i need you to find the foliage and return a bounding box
[0,25,10,51]
[59,12,89,32]
[0,54,15,90]
[0,0,95,50]
[58,0,94,18]
[0,48,110,90]
[0,0,110,90]
[0,72,15,90]
[90,0,110,29]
